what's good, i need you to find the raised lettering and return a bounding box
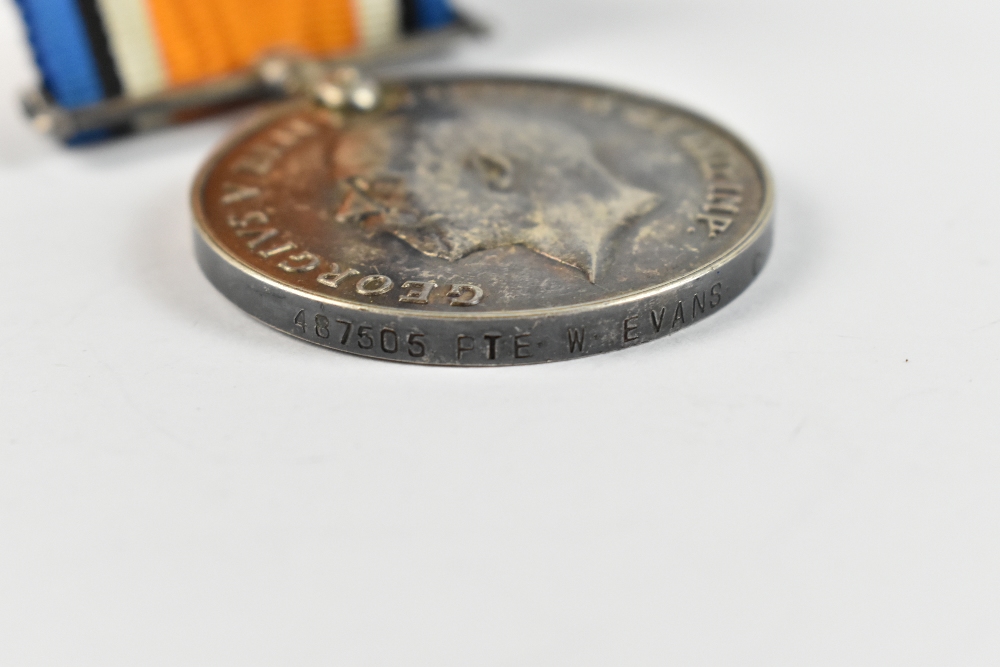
[356,274,394,296]
[706,186,743,206]
[235,227,278,249]
[702,202,740,216]
[710,183,743,196]
[257,241,297,259]
[317,265,360,289]
[227,211,268,229]
[220,183,261,205]
[697,213,732,238]
[278,251,320,273]
[694,177,742,238]
[708,162,736,181]
[399,281,437,304]
[269,119,316,147]
[447,284,484,307]
[231,121,315,176]
[233,145,282,176]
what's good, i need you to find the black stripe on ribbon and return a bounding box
[401,0,420,34]
[75,0,123,99]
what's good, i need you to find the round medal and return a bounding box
[192,77,773,365]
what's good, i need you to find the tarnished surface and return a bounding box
[192,77,773,365]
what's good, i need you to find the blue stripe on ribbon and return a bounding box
[13,0,105,109]
[414,0,454,30]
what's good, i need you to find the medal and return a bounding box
[14,0,773,366]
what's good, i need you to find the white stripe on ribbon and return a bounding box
[356,0,401,50]
[95,0,166,96]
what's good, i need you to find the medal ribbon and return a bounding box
[14,0,455,110]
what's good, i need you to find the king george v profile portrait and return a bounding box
[327,108,660,283]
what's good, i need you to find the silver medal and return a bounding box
[192,77,774,365]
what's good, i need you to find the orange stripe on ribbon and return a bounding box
[144,0,361,86]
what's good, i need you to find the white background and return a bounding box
[1,0,998,664]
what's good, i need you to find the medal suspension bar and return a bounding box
[21,11,486,142]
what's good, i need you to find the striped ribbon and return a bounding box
[14,0,455,111]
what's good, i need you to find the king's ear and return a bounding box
[467,150,515,192]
